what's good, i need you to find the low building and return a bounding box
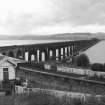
[0,54,25,92]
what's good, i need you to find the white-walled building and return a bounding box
[0,54,25,82]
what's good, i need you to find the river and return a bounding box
[0,40,69,47]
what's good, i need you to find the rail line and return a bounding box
[19,67,105,85]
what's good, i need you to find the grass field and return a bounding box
[0,91,105,105]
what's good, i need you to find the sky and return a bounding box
[0,0,105,35]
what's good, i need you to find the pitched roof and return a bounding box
[0,54,25,66]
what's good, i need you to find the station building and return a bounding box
[0,54,25,92]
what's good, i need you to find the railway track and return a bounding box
[19,66,105,85]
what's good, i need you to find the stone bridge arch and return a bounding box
[8,51,14,57]
[2,52,6,55]
[17,50,22,59]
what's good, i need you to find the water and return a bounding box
[84,40,105,64]
[0,40,68,47]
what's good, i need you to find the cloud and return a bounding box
[0,0,105,35]
[52,0,105,26]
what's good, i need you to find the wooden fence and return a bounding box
[57,66,105,78]
[15,85,103,101]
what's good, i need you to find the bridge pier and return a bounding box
[39,50,42,62]
[22,49,25,60]
[72,44,75,55]
[28,51,31,61]
[58,48,61,61]
[52,49,56,60]
[70,45,73,55]
[44,49,48,61]
[47,48,50,61]
[67,46,69,57]
[63,47,65,59]
[34,51,37,62]
[74,44,78,55]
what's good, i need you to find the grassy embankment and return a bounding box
[0,91,105,105]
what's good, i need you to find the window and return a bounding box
[3,68,9,81]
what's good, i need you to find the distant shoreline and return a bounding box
[0,33,104,40]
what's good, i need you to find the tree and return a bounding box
[76,54,90,67]
[91,63,104,71]
[103,63,105,72]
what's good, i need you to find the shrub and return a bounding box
[103,64,105,72]
[61,58,67,63]
[16,92,74,105]
[71,56,76,65]
[99,96,105,105]
[76,54,90,67]
[72,98,83,105]
[91,63,104,71]
[85,96,99,105]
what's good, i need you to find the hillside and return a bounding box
[0,33,105,40]
[0,32,105,40]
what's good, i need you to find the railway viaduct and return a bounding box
[0,38,99,62]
